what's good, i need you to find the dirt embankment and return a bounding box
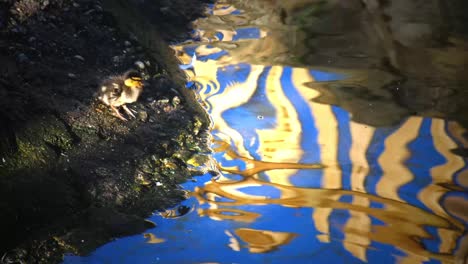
[0,0,212,262]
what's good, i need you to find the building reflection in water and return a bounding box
[173,3,467,262]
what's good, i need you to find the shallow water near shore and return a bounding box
[65,2,468,263]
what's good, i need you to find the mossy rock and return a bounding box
[1,115,75,175]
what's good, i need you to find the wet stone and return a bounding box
[112,56,121,63]
[158,98,170,104]
[134,60,145,69]
[172,96,181,106]
[16,53,29,63]
[138,111,149,122]
[73,55,85,61]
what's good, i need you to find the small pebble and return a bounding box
[124,40,132,46]
[129,33,138,41]
[68,73,77,78]
[73,55,85,61]
[172,96,181,106]
[134,60,145,69]
[84,9,95,15]
[11,26,27,34]
[138,111,149,122]
[17,53,29,63]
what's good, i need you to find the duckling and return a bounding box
[97,71,144,121]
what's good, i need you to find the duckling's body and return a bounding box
[97,71,143,121]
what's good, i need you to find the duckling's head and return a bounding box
[123,71,143,89]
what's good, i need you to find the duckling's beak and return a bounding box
[124,77,143,89]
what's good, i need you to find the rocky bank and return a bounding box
[0,0,212,262]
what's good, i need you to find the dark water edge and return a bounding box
[0,0,212,263]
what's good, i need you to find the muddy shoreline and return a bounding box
[0,0,212,262]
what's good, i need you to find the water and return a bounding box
[65,2,468,263]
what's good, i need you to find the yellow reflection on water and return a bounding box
[198,207,261,223]
[213,139,324,177]
[143,233,166,244]
[233,228,297,253]
[376,117,423,202]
